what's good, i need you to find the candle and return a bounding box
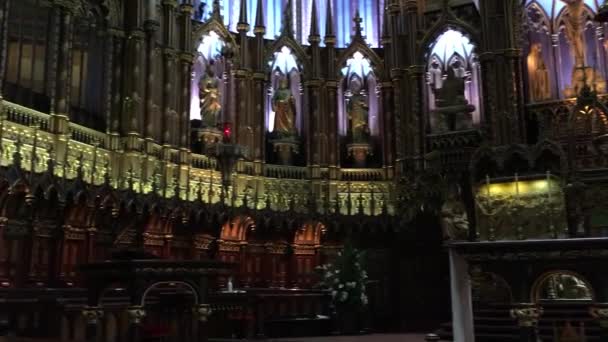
[485,175,491,196]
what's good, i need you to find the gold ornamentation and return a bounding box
[127,306,146,325]
[192,304,212,322]
[510,305,543,327]
[590,306,608,327]
[82,306,104,325]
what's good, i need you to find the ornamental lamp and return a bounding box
[596,0,608,23]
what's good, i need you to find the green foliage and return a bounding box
[316,241,369,311]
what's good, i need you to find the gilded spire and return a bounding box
[324,0,335,44]
[237,0,250,32]
[381,6,390,44]
[254,0,265,32]
[211,0,222,21]
[353,10,363,39]
[281,0,294,37]
[308,0,320,43]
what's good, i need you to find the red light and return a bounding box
[222,122,232,142]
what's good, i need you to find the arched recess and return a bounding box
[423,27,482,132]
[525,0,608,101]
[531,270,594,302]
[191,15,240,125]
[336,32,384,167]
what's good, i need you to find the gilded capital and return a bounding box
[127,306,147,325]
[192,304,213,322]
[81,306,104,325]
[510,305,542,327]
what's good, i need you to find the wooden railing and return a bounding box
[69,123,107,147]
[191,153,217,169]
[264,164,308,179]
[340,168,385,181]
[3,101,50,130]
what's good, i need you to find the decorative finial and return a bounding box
[254,0,265,33]
[353,10,363,38]
[308,0,320,42]
[76,152,85,180]
[324,0,335,42]
[211,0,222,21]
[281,0,294,37]
[237,0,250,32]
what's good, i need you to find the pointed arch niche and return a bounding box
[266,46,303,134]
[190,30,233,126]
[338,51,381,167]
[525,0,608,102]
[425,28,481,132]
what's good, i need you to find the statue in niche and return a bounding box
[451,59,469,80]
[346,75,370,143]
[527,43,551,101]
[561,0,606,96]
[272,76,297,137]
[440,187,469,240]
[427,59,444,90]
[432,64,474,132]
[199,61,222,128]
[562,0,586,67]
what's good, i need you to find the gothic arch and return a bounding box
[419,15,481,65]
[336,41,384,79]
[263,36,311,78]
[531,270,595,302]
[193,15,240,63]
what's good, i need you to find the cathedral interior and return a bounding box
[3,0,608,341]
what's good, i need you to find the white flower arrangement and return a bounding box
[316,243,369,310]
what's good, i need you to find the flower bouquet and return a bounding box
[316,242,368,334]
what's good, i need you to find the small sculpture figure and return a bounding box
[440,187,469,240]
[527,43,551,101]
[199,64,222,128]
[346,75,370,143]
[562,0,586,67]
[432,66,475,132]
[427,59,443,90]
[272,76,297,137]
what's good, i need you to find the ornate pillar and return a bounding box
[126,306,146,342]
[144,20,160,142]
[193,303,212,342]
[510,304,542,342]
[479,52,498,142]
[0,0,9,99]
[253,2,266,172]
[391,69,405,173]
[109,30,125,139]
[380,82,395,178]
[123,29,145,142]
[50,3,75,134]
[178,1,194,151]
[81,306,103,342]
[162,49,178,146]
[407,65,425,171]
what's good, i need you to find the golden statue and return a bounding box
[272,77,297,136]
[562,0,586,67]
[527,43,551,101]
[346,76,370,143]
[199,66,222,127]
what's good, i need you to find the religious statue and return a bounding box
[346,75,370,143]
[527,43,551,101]
[440,187,469,240]
[433,65,474,131]
[199,65,222,128]
[427,59,443,91]
[562,0,586,67]
[272,77,297,137]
